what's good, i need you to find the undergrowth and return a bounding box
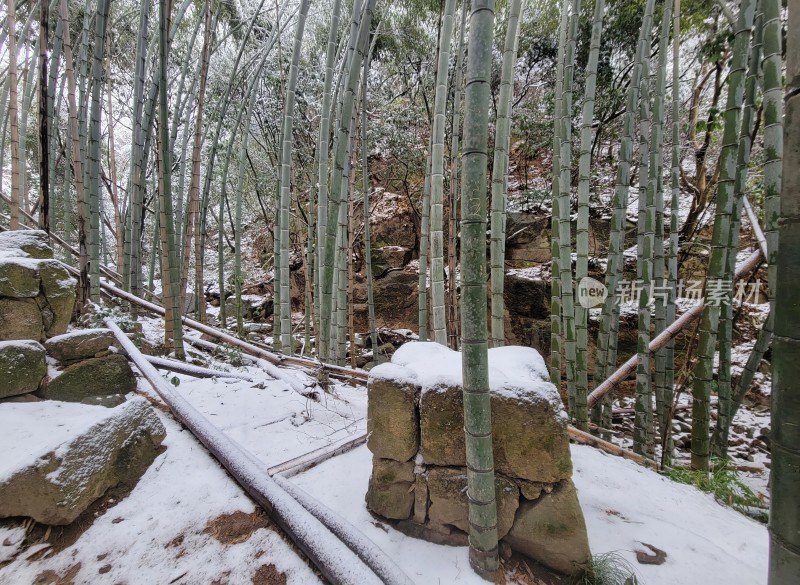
[580,552,641,585]
[664,458,765,518]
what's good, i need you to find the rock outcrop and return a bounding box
[365,342,591,576]
[0,398,166,525]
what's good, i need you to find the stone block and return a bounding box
[37,260,76,337]
[503,480,591,575]
[0,297,44,341]
[365,458,415,520]
[367,364,420,462]
[0,258,41,297]
[0,398,166,525]
[420,384,572,483]
[45,329,116,363]
[0,340,47,399]
[425,467,520,539]
[44,354,137,402]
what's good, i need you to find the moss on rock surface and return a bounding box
[366,367,420,462]
[45,354,137,402]
[503,479,592,575]
[0,340,47,399]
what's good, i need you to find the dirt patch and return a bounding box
[251,563,287,585]
[32,562,81,585]
[203,509,271,545]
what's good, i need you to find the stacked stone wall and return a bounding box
[365,342,591,576]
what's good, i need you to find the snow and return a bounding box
[388,342,562,409]
[0,317,771,584]
[0,401,123,484]
[0,413,322,585]
[292,443,769,585]
[571,445,768,585]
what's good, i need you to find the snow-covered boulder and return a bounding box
[366,342,591,576]
[0,398,166,525]
[0,234,76,341]
[45,328,115,363]
[0,230,53,260]
[44,354,136,402]
[0,340,47,399]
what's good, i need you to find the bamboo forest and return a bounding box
[0,0,798,583]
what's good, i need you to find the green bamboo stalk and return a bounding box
[550,0,570,386]
[662,0,682,459]
[315,0,344,341]
[7,0,21,230]
[559,0,581,417]
[768,1,798,576]
[430,0,458,346]
[489,0,523,349]
[712,4,763,456]
[575,0,605,431]
[87,0,112,303]
[593,0,656,433]
[691,0,755,471]
[123,0,150,311]
[447,3,467,351]
[652,0,674,446]
[362,49,378,362]
[320,0,372,362]
[278,0,312,353]
[725,0,784,444]
[419,147,432,342]
[460,0,499,576]
[38,0,49,232]
[157,0,185,359]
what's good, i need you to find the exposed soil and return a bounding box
[203,509,272,545]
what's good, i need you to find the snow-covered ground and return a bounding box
[0,320,770,584]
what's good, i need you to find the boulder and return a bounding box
[425,467,520,540]
[0,340,47,399]
[365,458,415,520]
[0,297,44,341]
[0,258,42,297]
[45,329,116,363]
[0,230,53,259]
[503,480,592,575]
[367,364,420,462]
[0,398,166,525]
[44,354,137,402]
[37,260,76,337]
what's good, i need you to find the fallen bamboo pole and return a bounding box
[144,355,255,381]
[587,248,764,408]
[567,426,659,469]
[269,432,369,478]
[100,279,369,381]
[105,318,411,585]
